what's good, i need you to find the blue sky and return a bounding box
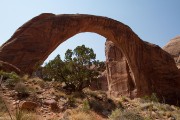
[0,0,180,63]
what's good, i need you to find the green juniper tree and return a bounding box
[42,45,105,91]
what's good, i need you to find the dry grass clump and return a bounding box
[14,111,41,120]
[63,109,95,120]
[31,77,46,88]
[109,108,144,120]
[0,96,7,113]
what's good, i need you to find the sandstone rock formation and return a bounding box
[90,70,108,91]
[163,36,180,69]
[0,13,180,105]
[0,60,21,74]
[105,40,136,98]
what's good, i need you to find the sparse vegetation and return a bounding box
[0,71,180,120]
[0,96,7,113]
[0,71,20,89]
[14,82,30,99]
[142,93,159,103]
[42,45,105,92]
[62,109,95,120]
[108,108,122,120]
[0,70,20,80]
[0,56,180,120]
[82,99,90,111]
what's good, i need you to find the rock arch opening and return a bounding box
[44,32,106,64]
[0,13,180,104]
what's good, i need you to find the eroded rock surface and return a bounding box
[105,40,136,98]
[20,101,38,111]
[0,60,21,74]
[163,36,180,69]
[0,13,180,105]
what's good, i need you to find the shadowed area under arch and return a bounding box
[0,13,180,105]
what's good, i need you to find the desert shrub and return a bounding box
[0,70,19,80]
[15,82,29,98]
[108,108,122,120]
[0,71,20,88]
[21,74,29,81]
[173,110,180,120]
[70,112,94,120]
[67,95,76,107]
[140,103,153,111]
[15,82,28,93]
[83,88,107,100]
[150,93,159,102]
[4,78,20,88]
[15,107,39,120]
[117,101,124,110]
[15,106,24,120]
[142,93,159,103]
[89,99,104,113]
[121,96,129,102]
[19,112,39,120]
[109,109,144,120]
[82,99,90,111]
[62,109,95,120]
[119,110,144,120]
[0,96,7,113]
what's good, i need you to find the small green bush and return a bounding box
[89,99,103,113]
[0,71,20,88]
[82,100,90,111]
[67,95,76,107]
[142,93,159,103]
[5,78,20,88]
[0,70,19,80]
[108,108,122,120]
[151,93,159,102]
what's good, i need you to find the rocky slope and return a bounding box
[0,75,180,120]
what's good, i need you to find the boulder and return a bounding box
[20,101,38,111]
[44,99,59,111]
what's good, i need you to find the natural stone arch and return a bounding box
[0,13,180,104]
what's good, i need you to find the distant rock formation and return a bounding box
[163,36,180,69]
[0,13,180,105]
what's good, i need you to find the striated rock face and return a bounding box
[163,36,180,69]
[0,60,21,74]
[105,40,136,98]
[0,13,180,105]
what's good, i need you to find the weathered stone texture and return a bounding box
[105,41,136,98]
[163,36,180,69]
[89,70,108,91]
[0,13,180,105]
[0,60,21,74]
